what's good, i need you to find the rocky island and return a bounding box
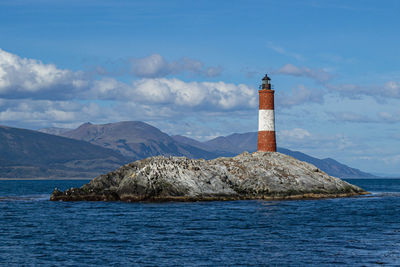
[50,152,367,202]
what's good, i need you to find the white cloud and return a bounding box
[280,128,311,140]
[129,54,222,78]
[0,49,226,104]
[131,78,257,110]
[130,54,168,78]
[0,53,259,129]
[326,81,400,101]
[0,49,249,113]
[0,100,79,124]
[86,77,258,111]
[274,64,332,82]
[0,49,88,99]
[382,81,400,98]
[87,77,132,100]
[277,85,325,108]
[204,66,222,77]
[0,99,128,129]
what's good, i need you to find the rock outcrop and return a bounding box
[50,152,367,202]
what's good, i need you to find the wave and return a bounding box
[363,191,400,198]
[0,194,50,202]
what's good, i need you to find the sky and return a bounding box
[0,0,399,175]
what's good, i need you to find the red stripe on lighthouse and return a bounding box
[257,131,276,151]
[257,75,276,152]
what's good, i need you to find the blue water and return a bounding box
[1,179,400,266]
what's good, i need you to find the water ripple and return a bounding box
[0,179,399,266]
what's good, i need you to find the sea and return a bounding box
[1,178,400,266]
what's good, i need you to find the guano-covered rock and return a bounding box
[50,152,367,202]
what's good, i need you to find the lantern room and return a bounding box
[260,74,271,90]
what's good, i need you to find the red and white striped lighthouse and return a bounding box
[257,74,276,152]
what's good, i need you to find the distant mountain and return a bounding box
[370,172,400,178]
[0,122,375,179]
[171,135,211,151]
[276,148,375,179]
[176,132,375,179]
[0,125,127,178]
[38,127,71,135]
[203,132,258,155]
[205,132,376,178]
[61,122,374,178]
[60,121,219,160]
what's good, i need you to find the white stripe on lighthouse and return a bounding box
[258,109,275,131]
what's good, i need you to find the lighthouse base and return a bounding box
[257,131,276,152]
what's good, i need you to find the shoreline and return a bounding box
[0,177,91,181]
[50,191,371,202]
[2,177,399,181]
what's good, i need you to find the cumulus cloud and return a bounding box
[0,49,88,99]
[0,100,83,125]
[131,78,257,110]
[326,81,400,101]
[0,98,136,129]
[0,49,226,104]
[129,54,222,78]
[87,77,132,100]
[277,85,325,108]
[0,48,260,131]
[83,77,258,111]
[0,49,253,113]
[381,81,400,98]
[274,63,332,82]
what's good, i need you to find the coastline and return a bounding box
[0,177,91,181]
[50,152,368,202]
[2,177,398,181]
[51,191,370,202]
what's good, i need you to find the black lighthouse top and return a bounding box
[260,74,271,90]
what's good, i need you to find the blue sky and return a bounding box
[0,0,400,174]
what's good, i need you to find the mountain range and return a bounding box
[0,121,375,178]
[0,125,127,178]
[60,121,219,160]
[171,132,374,179]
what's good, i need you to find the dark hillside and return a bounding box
[60,121,219,160]
[0,125,127,178]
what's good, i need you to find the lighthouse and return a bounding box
[257,74,277,152]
